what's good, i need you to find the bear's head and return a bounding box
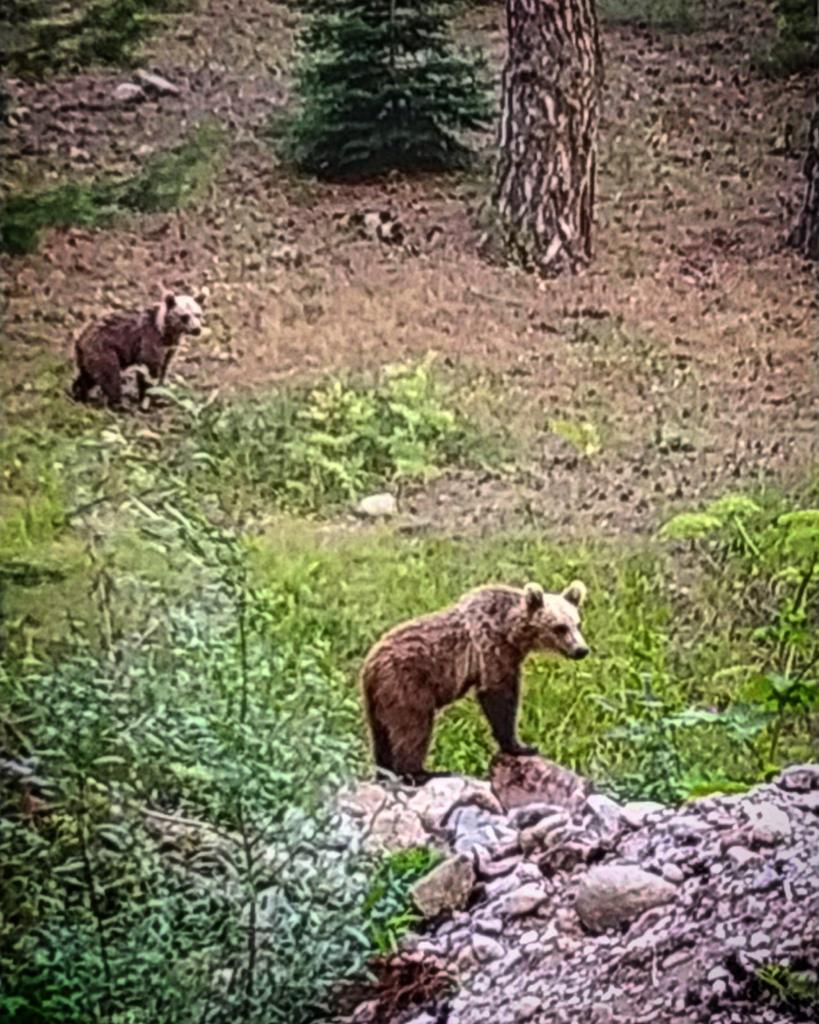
[158,292,205,339]
[518,580,589,660]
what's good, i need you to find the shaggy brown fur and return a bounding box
[71,292,204,409]
[361,580,589,783]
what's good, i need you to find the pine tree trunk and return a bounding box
[789,99,819,260]
[492,0,603,276]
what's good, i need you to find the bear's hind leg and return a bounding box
[96,356,124,410]
[368,715,396,776]
[389,707,434,786]
[71,369,94,402]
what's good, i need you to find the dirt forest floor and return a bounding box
[2,0,817,539]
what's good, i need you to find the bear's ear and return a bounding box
[196,286,209,305]
[164,293,176,309]
[562,580,587,608]
[524,582,545,613]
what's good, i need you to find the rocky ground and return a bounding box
[2,0,818,539]
[337,759,819,1024]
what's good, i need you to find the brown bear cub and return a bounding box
[71,291,205,410]
[361,580,589,784]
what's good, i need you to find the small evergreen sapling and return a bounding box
[287,0,492,179]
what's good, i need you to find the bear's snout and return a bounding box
[190,327,202,336]
[570,646,589,660]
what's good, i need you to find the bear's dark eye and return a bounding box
[554,624,570,637]
[181,313,191,324]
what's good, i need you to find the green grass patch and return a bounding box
[167,357,496,516]
[0,359,501,640]
[0,0,193,76]
[0,122,224,254]
[363,846,443,954]
[245,480,818,798]
[550,418,603,457]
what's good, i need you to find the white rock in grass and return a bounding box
[113,83,146,104]
[135,69,181,96]
[356,493,397,518]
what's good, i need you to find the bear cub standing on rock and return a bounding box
[361,580,589,784]
[72,291,205,410]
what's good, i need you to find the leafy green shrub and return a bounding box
[174,358,487,515]
[756,962,819,1011]
[0,0,192,76]
[636,493,819,797]
[285,0,491,179]
[0,506,374,1024]
[363,846,443,954]
[0,123,224,255]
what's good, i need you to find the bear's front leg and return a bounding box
[477,682,539,757]
[135,362,160,412]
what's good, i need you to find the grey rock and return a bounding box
[776,764,819,791]
[743,801,792,843]
[726,845,757,867]
[112,82,146,104]
[662,949,693,970]
[749,930,768,949]
[750,865,781,892]
[134,69,181,96]
[474,852,519,881]
[446,803,506,853]
[498,882,549,918]
[491,753,591,812]
[507,801,566,830]
[516,996,541,1021]
[575,865,678,932]
[621,799,666,828]
[412,776,500,831]
[475,915,503,935]
[471,934,505,962]
[411,854,475,918]
[792,790,819,812]
[336,782,428,853]
[340,764,819,1024]
[661,862,685,883]
[587,792,627,834]
[519,811,573,854]
[499,948,524,972]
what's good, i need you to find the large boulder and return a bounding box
[574,863,678,932]
[490,754,591,813]
[411,854,475,919]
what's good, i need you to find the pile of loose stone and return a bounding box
[336,757,819,1024]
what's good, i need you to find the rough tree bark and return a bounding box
[788,97,819,260]
[492,0,603,277]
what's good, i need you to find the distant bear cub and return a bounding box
[361,580,589,783]
[72,291,205,410]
